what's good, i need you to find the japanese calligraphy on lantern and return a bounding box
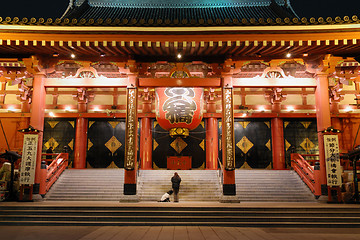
[155,87,203,132]
[19,134,38,185]
[163,88,196,124]
[124,87,137,170]
[222,88,235,170]
[324,135,342,187]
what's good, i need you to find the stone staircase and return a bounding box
[45,169,315,202]
[1,205,360,227]
[45,169,124,201]
[138,170,221,202]
[235,170,316,202]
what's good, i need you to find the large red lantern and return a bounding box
[155,87,204,137]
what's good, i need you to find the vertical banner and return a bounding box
[222,87,235,170]
[19,134,39,185]
[124,87,138,170]
[324,135,342,187]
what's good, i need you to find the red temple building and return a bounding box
[0,0,360,203]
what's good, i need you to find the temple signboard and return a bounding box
[19,134,38,185]
[324,135,342,187]
[124,87,138,170]
[222,87,235,171]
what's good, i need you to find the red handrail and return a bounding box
[39,153,68,196]
[291,153,321,198]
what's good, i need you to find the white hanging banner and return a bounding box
[19,134,39,185]
[324,135,342,187]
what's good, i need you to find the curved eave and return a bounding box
[1,23,360,61]
[1,23,360,34]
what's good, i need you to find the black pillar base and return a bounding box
[321,184,328,195]
[223,184,236,195]
[32,183,40,194]
[124,183,137,195]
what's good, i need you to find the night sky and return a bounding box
[0,0,359,19]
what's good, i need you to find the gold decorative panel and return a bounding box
[240,162,252,169]
[89,121,95,128]
[264,122,270,128]
[153,139,159,151]
[284,121,290,128]
[105,136,122,154]
[240,121,250,129]
[68,139,74,150]
[265,139,271,151]
[200,121,204,128]
[87,139,93,150]
[301,122,312,129]
[44,137,59,150]
[170,137,188,154]
[48,121,59,129]
[109,121,120,129]
[107,161,118,169]
[154,121,158,128]
[199,139,205,151]
[285,139,291,151]
[300,138,315,152]
[68,121,75,128]
[236,136,254,154]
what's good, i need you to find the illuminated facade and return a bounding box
[1,0,360,197]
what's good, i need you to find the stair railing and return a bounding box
[291,153,321,198]
[217,157,223,190]
[39,153,69,196]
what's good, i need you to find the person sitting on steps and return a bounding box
[159,190,173,202]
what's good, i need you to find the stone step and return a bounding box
[138,170,220,202]
[3,205,360,226]
[46,169,125,201]
[234,170,315,202]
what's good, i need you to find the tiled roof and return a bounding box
[73,0,291,8]
[1,0,359,27]
[61,0,298,26]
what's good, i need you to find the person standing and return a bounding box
[46,147,53,160]
[171,172,181,202]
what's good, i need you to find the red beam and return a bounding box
[139,78,221,87]
[2,112,358,119]
[232,77,316,88]
[45,78,129,88]
[0,113,31,117]
[44,113,127,118]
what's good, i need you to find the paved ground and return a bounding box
[2,226,360,240]
[1,201,360,240]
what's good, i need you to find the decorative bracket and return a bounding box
[17,81,32,104]
[265,87,287,105]
[72,88,94,104]
[329,83,344,104]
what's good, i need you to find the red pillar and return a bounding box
[315,73,332,194]
[17,101,31,150]
[74,118,88,169]
[74,101,88,169]
[140,117,152,169]
[206,117,218,169]
[271,118,285,169]
[331,99,343,151]
[29,73,46,193]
